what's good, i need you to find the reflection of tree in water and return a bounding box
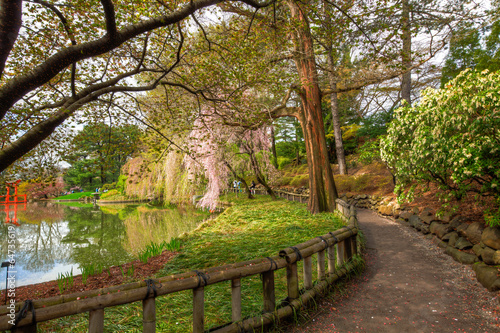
[0,203,71,273]
[123,206,209,253]
[16,222,72,272]
[62,207,134,268]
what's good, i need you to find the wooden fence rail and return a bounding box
[1,193,359,333]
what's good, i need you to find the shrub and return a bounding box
[381,69,500,207]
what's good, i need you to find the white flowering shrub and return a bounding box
[381,69,500,217]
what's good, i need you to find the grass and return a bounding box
[41,194,349,332]
[57,268,74,293]
[54,191,93,200]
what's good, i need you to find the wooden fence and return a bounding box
[1,195,359,333]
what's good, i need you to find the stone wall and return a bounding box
[339,193,500,293]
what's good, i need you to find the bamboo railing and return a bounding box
[1,194,359,333]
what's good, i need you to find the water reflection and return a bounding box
[0,202,208,286]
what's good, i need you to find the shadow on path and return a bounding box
[287,209,499,332]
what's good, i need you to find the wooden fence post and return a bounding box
[231,279,242,322]
[336,241,345,267]
[303,256,313,290]
[328,245,336,275]
[286,262,299,301]
[143,297,156,333]
[88,308,104,333]
[262,271,275,313]
[317,250,326,280]
[344,237,353,261]
[193,287,204,333]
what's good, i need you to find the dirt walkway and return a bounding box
[288,209,499,332]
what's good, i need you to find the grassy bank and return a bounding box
[41,194,348,332]
[54,191,93,200]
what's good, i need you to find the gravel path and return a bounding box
[287,209,499,332]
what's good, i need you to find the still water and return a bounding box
[0,202,209,286]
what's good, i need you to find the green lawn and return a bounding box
[42,194,350,332]
[54,191,93,200]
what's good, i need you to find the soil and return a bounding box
[2,251,177,304]
[284,209,500,332]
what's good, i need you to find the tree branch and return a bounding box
[100,0,118,38]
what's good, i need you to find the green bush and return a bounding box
[100,189,119,199]
[381,69,500,208]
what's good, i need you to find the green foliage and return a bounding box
[357,139,382,165]
[138,238,182,263]
[63,124,140,190]
[57,268,74,293]
[441,16,500,86]
[382,69,500,207]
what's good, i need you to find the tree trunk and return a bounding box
[323,1,347,175]
[287,0,338,213]
[246,148,276,200]
[270,125,278,169]
[401,0,412,105]
[224,161,254,199]
[327,73,347,175]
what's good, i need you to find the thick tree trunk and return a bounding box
[401,0,412,105]
[0,0,22,79]
[287,0,338,214]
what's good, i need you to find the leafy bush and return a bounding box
[100,189,119,199]
[290,174,309,187]
[381,69,500,207]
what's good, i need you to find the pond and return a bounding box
[0,202,209,287]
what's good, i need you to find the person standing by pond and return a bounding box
[250,181,256,195]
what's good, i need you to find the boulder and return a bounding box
[399,211,413,220]
[439,212,454,223]
[421,207,433,216]
[411,207,420,214]
[465,222,485,244]
[456,223,469,237]
[481,227,500,250]
[472,243,484,257]
[443,232,459,247]
[420,214,437,224]
[409,215,423,229]
[450,216,468,229]
[430,222,453,239]
[473,263,500,292]
[445,246,479,265]
[480,246,500,265]
[454,237,473,250]
[379,205,393,216]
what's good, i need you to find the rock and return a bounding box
[439,212,454,223]
[456,223,469,237]
[473,263,500,292]
[420,214,437,224]
[445,246,479,265]
[480,246,500,265]
[493,251,500,265]
[379,205,393,216]
[454,237,473,250]
[412,207,420,214]
[442,231,457,241]
[465,222,485,244]
[431,236,448,248]
[399,211,413,220]
[450,216,468,230]
[360,194,367,199]
[472,243,484,257]
[421,207,433,216]
[409,215,423,229]
[449,232,459,247]
[420,224,430,234]
[481,227,500,250]
[430,222,453,239]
